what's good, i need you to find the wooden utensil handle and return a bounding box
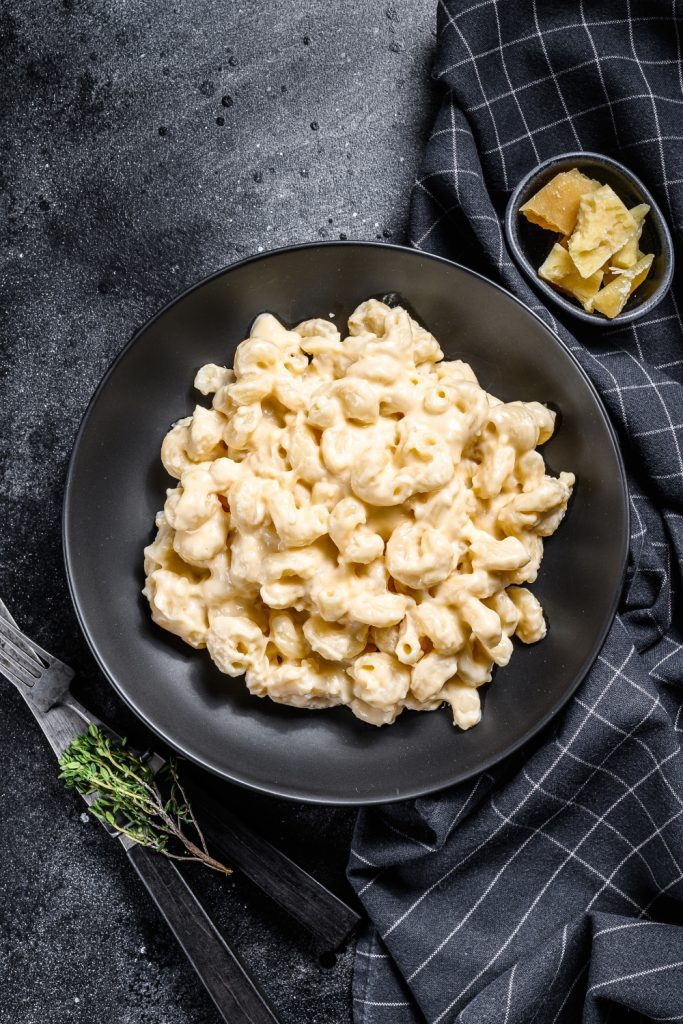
[189,784,361,951]
[128,844,279,1024]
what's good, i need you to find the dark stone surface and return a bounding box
[0,2,437,1022]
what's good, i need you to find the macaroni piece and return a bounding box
[143,300,575,729]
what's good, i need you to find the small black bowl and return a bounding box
[505,152,674,326]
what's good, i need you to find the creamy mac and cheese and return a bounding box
[143,300,575,729]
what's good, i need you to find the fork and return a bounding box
[0,601,359,950]
[0,598,281,1022]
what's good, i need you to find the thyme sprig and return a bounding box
[58,725,230,874]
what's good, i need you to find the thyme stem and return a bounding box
[58,725,231,875]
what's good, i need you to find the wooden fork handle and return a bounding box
[128,844,280,1024]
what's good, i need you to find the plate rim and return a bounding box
[62,240,630,805]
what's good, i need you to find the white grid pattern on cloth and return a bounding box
[476,96,683,158]
[355,646,681,1020]
[550,962,589,1024]
[380,640,650,940]
[349,1,683,1022]
[593,919,668,937]
[399,655,648,966]
[587,959,683,992]
[526,923,568,1024]
[579,0,621,145]
[459,65,683,116]
[531,0,582,150]
[425,755,681,1022]
[437,15,682,80]
[519,768,667,889]
[503,964,516,1024]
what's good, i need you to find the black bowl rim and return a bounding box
[504,150,675,327]
[63,240,630,805]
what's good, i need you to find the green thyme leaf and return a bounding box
[58,727,230,875]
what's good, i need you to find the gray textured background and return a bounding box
[0,1,437,1021]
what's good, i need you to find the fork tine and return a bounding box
[0,602,75,710]
[0,646,40,691]
[0,619,44,678]
[0,613,62,668]
[0,601,45,694]
[0,600,47,666]
[0,599,16,626]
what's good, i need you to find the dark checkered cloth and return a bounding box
[348,2,683,1021]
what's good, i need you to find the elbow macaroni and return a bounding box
[143,299,575,729]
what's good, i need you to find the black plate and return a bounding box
[63,242,628,805]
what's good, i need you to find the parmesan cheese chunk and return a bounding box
[568,185,637,279]
[611,203,650,270]
[538,243,604,311]
[520,169,601,235]
[590,253,654,318]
